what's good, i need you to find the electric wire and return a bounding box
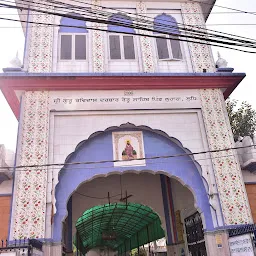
[2,11,256,15]
[48,0,256,43]
[2,15,256,54]
[189,0,256,17]
[1,8,256,53]
[0,143,255,172]
[4,0,256,46]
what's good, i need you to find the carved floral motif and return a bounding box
[136,2,155,72]
[200,89,252,225]
[181,3,215,72]
[12,91,49,238]
[27,9,54,72]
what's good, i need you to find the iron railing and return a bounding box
[0,239,43,256]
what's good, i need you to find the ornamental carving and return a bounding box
[12,91,49,239]
[181,3,215,72]
[27,9,54,72]
[136,2,155,72]
[92,0,105,72]
[200,89,252,225]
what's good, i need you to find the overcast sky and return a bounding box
[0,0,255,151]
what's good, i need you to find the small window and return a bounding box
[109,35,121,59]
[109,34,135,60]
[60,34,87,61]
[156,38,169,59]
[60,35,72,60]
[154,14,182,60]
[75,35,86,60]
[123,36,135,59]
[155,35,182,60]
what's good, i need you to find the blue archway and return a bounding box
[53,124,214,242]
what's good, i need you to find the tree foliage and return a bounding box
[226,99,256,141]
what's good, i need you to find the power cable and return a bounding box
[0,143,255,171]
[50,0,256,43]
[0,6,256,52]
[189,0,256,17]
[2,11,256,15]
[0,149,255,174]
[74,191,121,199]
[7,0,256,45]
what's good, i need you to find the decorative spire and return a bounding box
[216,51,228,68]
[9,51,22,68]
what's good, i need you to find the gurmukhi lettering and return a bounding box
[100,98,119,102]
[75,98,97,103]
[133,97,149,102]
[165,97,181,102]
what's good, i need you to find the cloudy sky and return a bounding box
[0,0,255,150]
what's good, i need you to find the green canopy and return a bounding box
[75,203,165,255]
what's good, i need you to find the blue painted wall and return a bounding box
[53,128,213,242]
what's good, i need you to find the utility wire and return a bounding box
[1,3,256,52]
[189,0,256,17]
[74,191,121,199]
[7,0,256,45]
[49,0,256,43]
[0,143,255,171]
[1,15,256,54]
[2,11,256,15]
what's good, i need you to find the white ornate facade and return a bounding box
[0,1,254,256]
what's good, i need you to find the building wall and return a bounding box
[25,0,214,73]
[0,196,11,239]
[245,184,256,223]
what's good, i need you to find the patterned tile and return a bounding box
[181,3,215,73]
[27,8,54,72]
[136,2,155,72]
[92,0,105,72]
[200,89,252,225]
[12,91,49,239]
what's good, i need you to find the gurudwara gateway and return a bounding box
[1,0,256,255]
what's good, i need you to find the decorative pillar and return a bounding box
[181,2,215,72]
[136,2,155,72]
[92,0,105,72]
[200,89,252,225]
[10,91,50,239]
[27,8,54,72]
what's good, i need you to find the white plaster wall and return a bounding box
[51,110,204,165]
[0,180,13,195]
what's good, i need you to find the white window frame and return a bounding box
[108,33,137,61]
[155,34,183,61]
[58,33,88,61]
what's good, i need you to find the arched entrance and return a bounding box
[74,203,165,255]
[53,126,214,255]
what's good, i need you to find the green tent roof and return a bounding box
[75,203,165,254]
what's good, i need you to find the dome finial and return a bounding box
[216,51,228,68]
[9,51,22,68]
